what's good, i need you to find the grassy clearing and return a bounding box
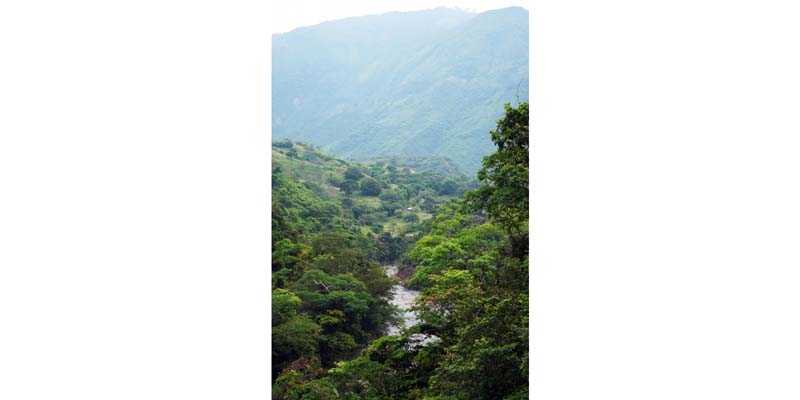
[355,195,381,208]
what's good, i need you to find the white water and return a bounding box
[385,265,420,336]
[384,265,441,348]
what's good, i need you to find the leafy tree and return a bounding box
[420,195,437,212]
[378,189,403,203]
[272,314,322,377]
[327,174,343,188]
[290,269,392,348]
[379,189,404,213]
[466,102,529,258]
[407,237,467,288]
[273,288,302,326]
[287,379,338,400]
[427,294,528,400]
[320,331,358,362]
[309,231,352,257]
[438,178,460,195]
[375,232,407,263]
[341,197,354,208]
[272,239,309,272]
[273,357,327,400]
[359,177,382,196]
[276,371,339,400]
[344,166,363,181]
[339,179,359,195]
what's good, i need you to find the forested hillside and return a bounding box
[271,142,472,375]
[272,7,529,173]
[272,102,529,400]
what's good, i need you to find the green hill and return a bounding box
[272,141,473,237]
[272,7,529,173]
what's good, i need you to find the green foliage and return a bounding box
[321,331,359,362]
[272,147,418,380]
[427,294,528,399]
[406,203,504,289]
[369,156,468,178]
[419,196,437,212]
[379,189,405,214]
[273,288,302,326]
[466,102,529,258]
[272,314,322,376]
[272,239,310,272]
[323,333,447,400]
[275,369,339,400]
[271,172,345,242]
[339,179,359,195]
[359,177,382,196]
[285,379,339,400]
[272,142,466,240]
[341,197,354,208]
[271,98,529,398]
[285,267,395,367]
[437,178,460,195]
[273,357,327,400]
[310,231,355,257]
[344,166,363,181]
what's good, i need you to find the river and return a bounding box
[385,264,420,336]
[384,265,441,349]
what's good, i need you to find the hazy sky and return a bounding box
[271,0,529,33]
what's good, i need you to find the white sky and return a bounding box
[270,0,529,34]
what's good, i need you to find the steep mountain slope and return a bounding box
[272,7,528,173]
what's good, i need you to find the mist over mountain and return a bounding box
[272,6,529,173]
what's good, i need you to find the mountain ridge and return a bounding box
[272,6,528,173]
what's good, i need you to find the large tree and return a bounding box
[359,177,382,196]
[466,102,529,258]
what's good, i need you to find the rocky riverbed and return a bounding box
[385,264,420,336]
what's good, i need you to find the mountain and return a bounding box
[272,6,529,173]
